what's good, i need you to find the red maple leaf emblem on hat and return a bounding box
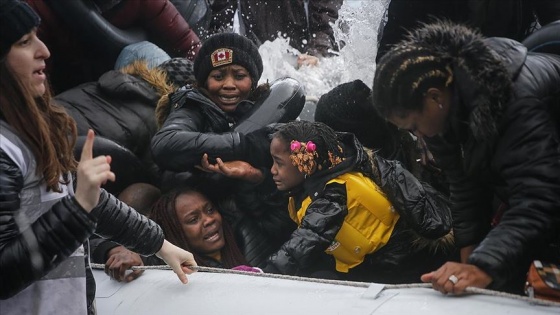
[211,48,233,67]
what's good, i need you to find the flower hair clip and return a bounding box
[290,141,316,153]
[289,140,318,176]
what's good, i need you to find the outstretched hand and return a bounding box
[156,240,197,284]
[421,262,493,295]
[105,245,144,282]
[75,129,115,212]
[197,153,264,184]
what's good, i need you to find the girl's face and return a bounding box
[206,64,252,113]
[270,137,306,191]
[387,87,451,138]
[6,29,50,97]
[175,191,225,257]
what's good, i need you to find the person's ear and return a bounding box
[426,88,442,103]
[425,88,444,110]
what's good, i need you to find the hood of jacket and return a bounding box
[98,60,175,104]
[451,37,526,142]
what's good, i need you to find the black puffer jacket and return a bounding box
[57,70,159,163]
[57,68,163,190]
[264,133,454,280]
[151,86,256,172]
[56,61,178,195]
[0,150,164,299]
[425,37,560,291]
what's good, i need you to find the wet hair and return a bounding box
[0,55,77,192]
[272,120,345,174]
[149,186,247,268]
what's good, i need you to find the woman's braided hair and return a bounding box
[273,121,345,176]
[373,20,511,140]
[373,44,454,119]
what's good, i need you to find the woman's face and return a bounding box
[6,29,50,97]
[270,137,306,191]
[206,64,252,113]
[175,191,225,257]
[387,88,451,138]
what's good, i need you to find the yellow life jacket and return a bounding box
[288,172,400,273]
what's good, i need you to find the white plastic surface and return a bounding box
[93,269,559,315]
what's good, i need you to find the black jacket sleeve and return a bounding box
[374,156,453,240]
[424,136,493,247]
[90,190,164,257]
[264,183,347,275]
[151,100,245,172]
[0,149,97,299]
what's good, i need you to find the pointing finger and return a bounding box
[80,129,95,162]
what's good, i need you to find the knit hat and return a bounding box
[315,80,393,149]
[114,41,171,70]
[157,57,195,87]
[0,0,40,56]
[194,32,263,88]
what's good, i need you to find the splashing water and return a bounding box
[257,0,389,101]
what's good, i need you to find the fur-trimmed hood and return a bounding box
[405,21,526,142]
[102,60,176,104]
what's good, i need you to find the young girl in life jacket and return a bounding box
[263,120,456,283]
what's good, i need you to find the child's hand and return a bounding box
[75,129,115,212]
[197,154,264,183]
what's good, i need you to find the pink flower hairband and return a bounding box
[290,140,316,153]
[289,140,318,176]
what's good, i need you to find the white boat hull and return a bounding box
[93,269,559,314]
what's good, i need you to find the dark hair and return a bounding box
[149,186,247,268]
[272,120,345,172]
[0,56,77,192]
[372,20,511,139]
[372,44,453,119]
[0,0,41,56]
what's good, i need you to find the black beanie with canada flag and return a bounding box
[194,32,263,89]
